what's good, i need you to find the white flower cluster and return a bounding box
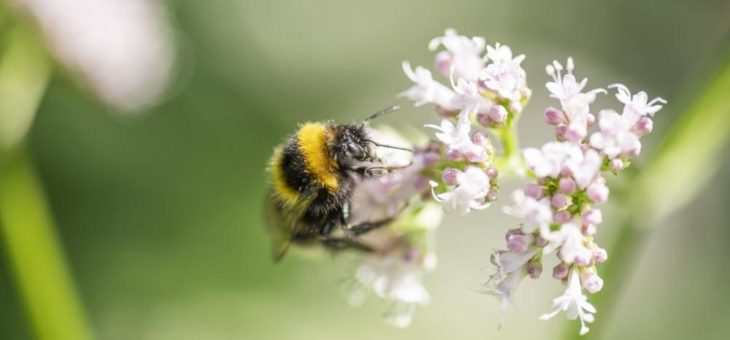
[487,59,665,335]
[401,29,530,122]
[401,29,525,216]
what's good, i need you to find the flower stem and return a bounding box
[0,150,95,340]
[493,119,522,176]
[0,16,95,340]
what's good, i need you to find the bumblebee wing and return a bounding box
[263,189,313,262]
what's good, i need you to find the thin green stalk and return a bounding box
[561,50,730,339]
[0,151,95,340]
[0,18,95,340]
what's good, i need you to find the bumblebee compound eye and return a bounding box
[347,143,365,160]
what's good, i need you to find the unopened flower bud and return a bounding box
[574,248,593,266]
[486,166,499,180]
[489,105,508,123]
[434,51,452,76]
[558,177,577,195]
[551,193,571,209]
[581,271,604,294]
[564,125,585,143]
[534,235,548,247]
[505,228,523,241]
[436,106,459,118]
[586,113,596,129]
[422,151,440,167]
[581,223,597,236]
[472,131,488,146]
[582,209,603,225]
[555,124,568,140]
[554,210,572,224]
[634,116,653,136]
[509,101,523,113]
[477,113,493,127]
[527,261,542,279]
[442,168,460,186]
[553,263,569,280]
[544,107,563,125]
[507,234,533,253]
[446,149,463,161]
[593,247,608,263]
[610,158,624,172]
[524,183,544,199]
[587,182,609,203]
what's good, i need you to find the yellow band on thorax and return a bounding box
[298,123,339,191]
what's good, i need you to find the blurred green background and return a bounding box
[1,0,729,339]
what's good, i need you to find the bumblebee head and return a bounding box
[331,123,378,170]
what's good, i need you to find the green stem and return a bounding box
[0,151,95,340]
[0,17,95,340]
[493,122,522,176]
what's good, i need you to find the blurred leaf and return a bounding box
[634,53,730,225]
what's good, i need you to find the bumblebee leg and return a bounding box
[320,237,374,253]
[347,218,393,236]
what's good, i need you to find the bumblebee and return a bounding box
[264,106,405,262]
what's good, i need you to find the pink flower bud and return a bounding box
[472,131,489,146]
[442,168,460,186]
[553,263,569,280]
[507,234,532,253]
[486,166,498,180]
[610,158,624,172]
[560,164,573,177]
[564,125,585,143]
[582,209,603,225]
[554,210,572,224]
[504,228,523,241]
[544,107,563,125]
[422,151,440,167]
[524,183,544,199]
[477,113,493,127]
[435,51,452,76]
[509,101,523,113]
[581,223,597,236]
[489,105,508,123]
[580,224,596,236]
[551,193,570,209]
[520,87,532,98]
[465,150,486,162]
[558,177,577,195]
[534,235,548,247]
[527,261,542,279]
[574,248,593,266]
[593,247,608,263]
[586,113,596,129]
[587,182,609,203]
[436,106,459,118]
[581,271,604,294]
[413,176,429,191]
[446,149,463,161]
[634,116,653,136]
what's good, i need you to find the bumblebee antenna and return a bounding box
[365,105,400,121]
[365,140,412,152]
